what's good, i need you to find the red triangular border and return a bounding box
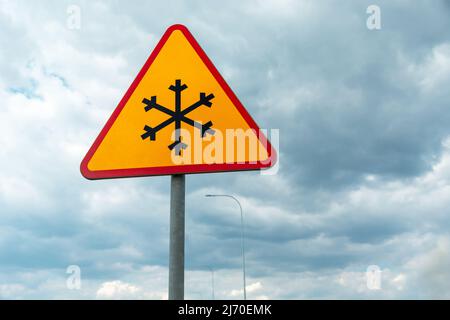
[80,24,277,179]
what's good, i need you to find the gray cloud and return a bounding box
[0,0,450,299]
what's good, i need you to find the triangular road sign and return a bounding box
[81,24,277,179]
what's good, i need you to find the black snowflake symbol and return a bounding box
[140,79,215,155]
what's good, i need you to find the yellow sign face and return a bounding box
[81,24,276,179]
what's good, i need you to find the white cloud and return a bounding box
[408,43,450,92]
[1,0,450,300]
[229,281,263,298]
[0,284,27,299]
[406,236,450,298]
[96,280,141,299]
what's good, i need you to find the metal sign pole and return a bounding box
[169,174,185,300]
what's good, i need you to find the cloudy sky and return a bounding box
[1,0,450,299]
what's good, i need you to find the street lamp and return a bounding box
[209,267,215,300]
[205,194,247,300]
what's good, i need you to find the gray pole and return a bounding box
[205,194,246,300]
[210,267,215,300]
[235,197,247,301]
[169,174,185,300]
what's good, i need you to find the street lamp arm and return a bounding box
[205,194,247,300]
